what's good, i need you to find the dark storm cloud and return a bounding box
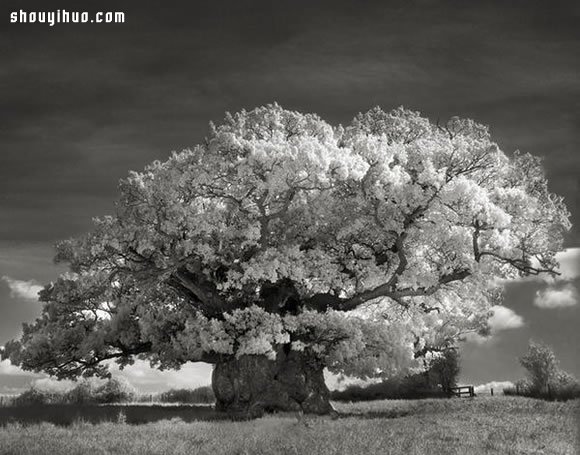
[1,0,577,239]
[0,0,577,281]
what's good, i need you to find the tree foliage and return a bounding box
[519,341,577,394]
[519,341,560,392]
[426,348,460,392]
[3,104,570,381]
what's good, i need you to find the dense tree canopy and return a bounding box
[3,104,571,383]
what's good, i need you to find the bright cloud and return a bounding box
[534,283,578,309]
[31,378,76,393]
[554,248,580,281]
[0,359,38,377]
[465,305,524,345]
[1,276,43,300]
[324,371,381,391]
[503,248,580,284]
[0,358,212,394]
[502,248,580,309]
[109,360,212,392]
[488,305,524,331]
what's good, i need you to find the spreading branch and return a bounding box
[168,267,228,317]
[334,268,471,312]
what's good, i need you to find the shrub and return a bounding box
[502,386,516,396]
[94,378,136,404]
[158,386,215,404]
[64,381,97,405]
[13,388,61,406]
[552,381,580,400]
[503,379,534,396]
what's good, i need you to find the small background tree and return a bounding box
[510,341,580,400]
[520,341,560,394]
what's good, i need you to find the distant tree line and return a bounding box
[155,387,215,404]
[11,379,215,406]
[13,378,136,406]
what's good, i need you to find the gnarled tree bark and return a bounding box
[212,347,332,417]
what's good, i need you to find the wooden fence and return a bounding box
[448,386,475,398]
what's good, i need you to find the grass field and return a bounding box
[0,397,578,455]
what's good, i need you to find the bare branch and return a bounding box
[478,251,559,276]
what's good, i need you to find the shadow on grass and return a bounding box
[0,403,418,426]
[0,404,232,426]
[336,409,413,420]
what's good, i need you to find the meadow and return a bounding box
[0,396,578,455]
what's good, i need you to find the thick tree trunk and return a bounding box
[212,348,333,417]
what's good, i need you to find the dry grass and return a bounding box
[0,397,578,454]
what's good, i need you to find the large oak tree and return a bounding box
[3,104,570,415]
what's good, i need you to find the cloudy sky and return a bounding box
[1,0,579,393]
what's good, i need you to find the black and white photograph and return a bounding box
[1,1,579,454]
